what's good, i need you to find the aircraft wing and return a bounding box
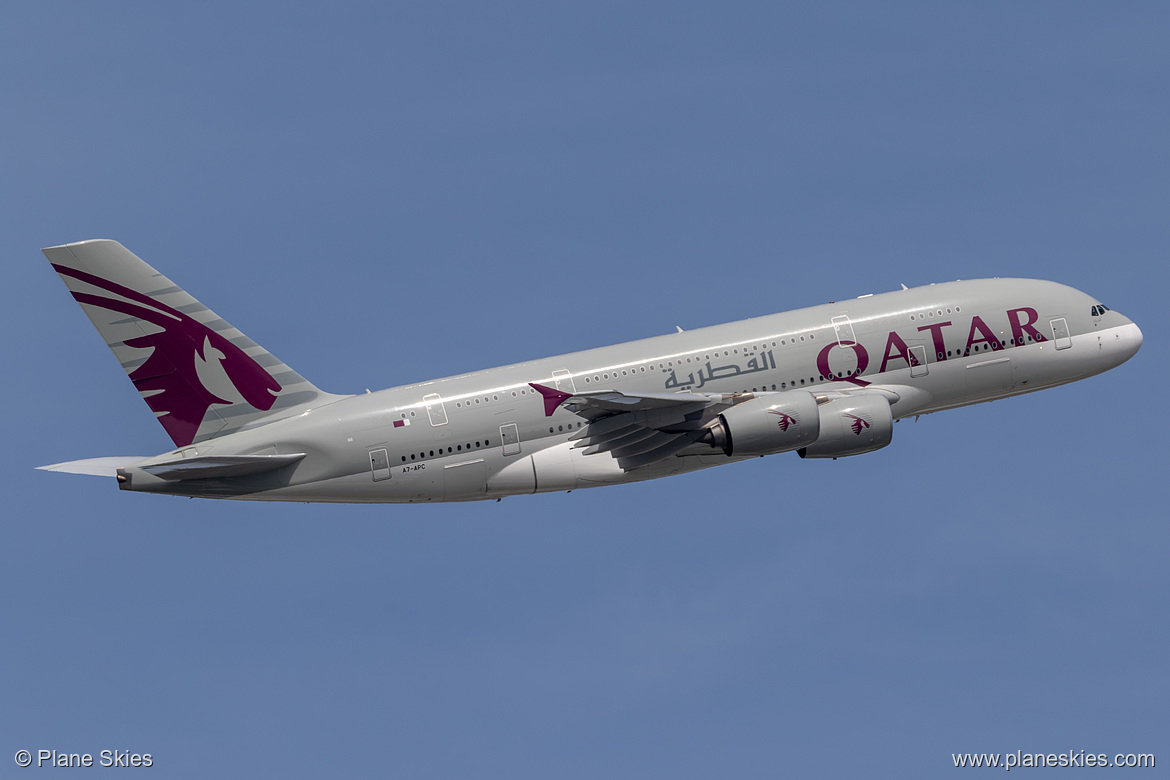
[530,383,731,471]
[529,382,932,471]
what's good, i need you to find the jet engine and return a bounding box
[797,394,893,459]
[701,392,820,456]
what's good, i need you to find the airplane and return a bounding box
[38,239,1142,503]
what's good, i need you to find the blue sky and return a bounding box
[2,3,1166,777]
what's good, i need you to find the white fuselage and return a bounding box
[118,278,1142,502]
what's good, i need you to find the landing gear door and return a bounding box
[1050,318,1072,350]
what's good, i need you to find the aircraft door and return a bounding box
[909,344,929,377]
[500,423,522,456]
[831,315,857,346]
[369,448,391,481]
[423,393,449,425]
[551,369,576,394]
[1050,318,1072,350]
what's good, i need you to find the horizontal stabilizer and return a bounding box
[37,456,150,477]
[141,453,306,481]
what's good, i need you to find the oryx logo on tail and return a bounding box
[52,264,281,448]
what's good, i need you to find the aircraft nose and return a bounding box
[1116,319,1142,364]
[1129,320,1143,354]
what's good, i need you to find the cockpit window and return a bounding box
[1091,304,1110,316]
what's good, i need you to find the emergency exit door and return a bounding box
[369,448,391,481]
[499,423,521,456]
[1050,318,1072,350]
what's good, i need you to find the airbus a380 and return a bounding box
[39,240,1142,503]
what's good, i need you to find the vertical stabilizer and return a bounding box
[44,239,344,447]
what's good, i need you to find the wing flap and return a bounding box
[616,435,703,471]
[579,427,661,456]
[607,430,685,460]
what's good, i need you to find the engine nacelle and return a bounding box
[798,394,893,459]
[703,392,820,456]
